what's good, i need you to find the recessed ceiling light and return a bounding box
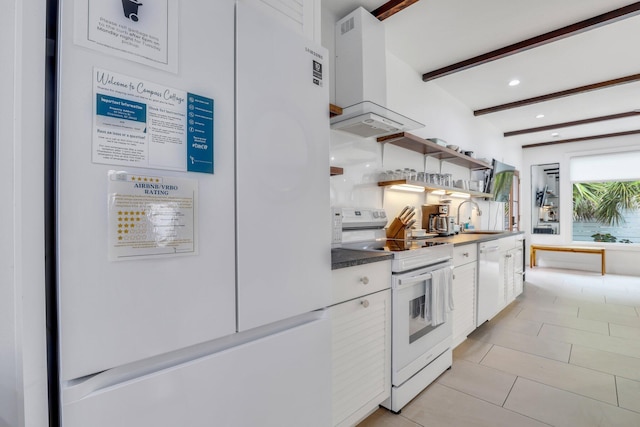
[508,79,520,87]
[551,132,560,137]
[536,114,545,119]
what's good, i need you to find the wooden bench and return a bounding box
[530,245,606,275]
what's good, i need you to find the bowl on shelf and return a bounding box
[428,138,448,147]
[446,144,460,152]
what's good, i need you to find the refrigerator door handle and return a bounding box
[63,309,328,404]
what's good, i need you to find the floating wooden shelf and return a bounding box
[330,166,344,176]
[378,179,494,198]
[377,132,492,170]
[329,104,343,118]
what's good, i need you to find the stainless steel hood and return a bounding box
[331,7,424,138]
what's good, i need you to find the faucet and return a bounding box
[457,200,482,230]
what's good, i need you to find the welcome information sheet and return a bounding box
[93,68,214,174]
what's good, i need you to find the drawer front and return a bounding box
[331,260,391,305]
[453,243,477,266]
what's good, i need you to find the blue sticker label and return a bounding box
[186,93,214,174]
[96,94,146,122]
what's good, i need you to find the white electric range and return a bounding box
[333,207,454,413]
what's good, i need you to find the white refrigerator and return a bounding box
[54,1,331,425]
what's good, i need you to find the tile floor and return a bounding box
[358,268,640,427]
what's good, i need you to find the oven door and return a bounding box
[391,262,453,386]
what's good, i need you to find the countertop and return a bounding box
[431,230,524,246]
[331,231,524,270]
[331,248,393,270]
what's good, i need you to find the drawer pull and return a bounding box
[361,299,370,308]
[462,252,469,257]
[360,276,369,285]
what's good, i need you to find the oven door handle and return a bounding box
[397,273,432,288]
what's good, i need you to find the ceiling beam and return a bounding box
[422,2,640,82]
[522,129,640,149]
[373,0,420,21]
[475,73,640,116]
[504,111,640,137]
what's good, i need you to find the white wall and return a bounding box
[522,136,640,276]
[323,8,520,229]
[0,1,48,427]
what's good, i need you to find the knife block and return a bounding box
[386,217,408,239]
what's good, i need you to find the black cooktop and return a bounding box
[375,239,448,252]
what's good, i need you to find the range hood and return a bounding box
[331,7,424,138]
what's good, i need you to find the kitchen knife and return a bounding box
[398,206,409,219]
[400,206,414,221]
[403,211,415,223]
[405,219,416,229]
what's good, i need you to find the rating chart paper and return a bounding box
[107,171,197,260]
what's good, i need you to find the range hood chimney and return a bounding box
[331,7,424,138]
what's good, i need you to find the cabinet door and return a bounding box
[513,246,524,297]
[258,0,320,42]
[452,262,477,348]
[504,251,515,304]
[330,290,391,427]
[497,251,508,311]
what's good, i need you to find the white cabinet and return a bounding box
[477,234,525,325]
[330,262,391,427]
[331,260,391,305]
[499,236,524,309]
[477,241,501,324]
[498,236,526,314]
[452,244,477,348]
[258,0,321,42]
[509,238,525,298]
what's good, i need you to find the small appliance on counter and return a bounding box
[422,204,456,236]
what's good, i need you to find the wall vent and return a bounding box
[340,17,354,35]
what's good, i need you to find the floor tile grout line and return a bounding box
[481,345,623,404]
[499,377,555,427]
[515,376,622,411]
[614,375,620,408]
[476,343,494,365]
[397,412,425,427]
[436,382,507,407]
[568,343,573,364]
[538,323,640,358]
[500,375,519,408]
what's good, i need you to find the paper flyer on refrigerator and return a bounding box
[93,68,214,174]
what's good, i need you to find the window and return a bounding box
[571,151,640,244]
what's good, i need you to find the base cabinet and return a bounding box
[452,244,477,348]
[503,237,525,307]
[330,284,391,427]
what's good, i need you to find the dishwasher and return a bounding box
[477,242,501,325]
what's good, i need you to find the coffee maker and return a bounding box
[421,204,455,236]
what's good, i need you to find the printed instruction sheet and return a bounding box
[75,0,178,72]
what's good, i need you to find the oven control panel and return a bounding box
[340,208,387,229]
[331,207,388,247]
